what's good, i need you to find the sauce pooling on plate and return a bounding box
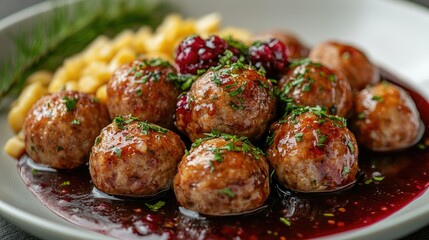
[18,76,429,239]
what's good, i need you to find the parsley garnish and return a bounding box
[57,146,64,151]
[114,148,122,157]
[316,129,327,147]
[63,96,77,112]
[145,201,165,212]
[71,119,81,125]
[60,181,70,186]
[136,88,142,96]
[191,130,265,170]
[283,105,347,128]
[94,136,101,145]
[295,132,304,142]
[113,115,139,130]
[371,95,384,102]
[342,167,350,176]
[219,187,235,198]
[139,121,168,135]
[228,81,246,97]
[279,217,291,227]
[328,74,337,83]
[346,140,355,153]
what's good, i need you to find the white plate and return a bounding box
[1,0,429,239]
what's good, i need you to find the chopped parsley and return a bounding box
[71,119,81,125]
[94,136,101,145]
[224,36,249,55]
[60,181,70,186]
[113,115,139,130]
[134,71,143,78]
[57,146,64,151]
[63,96,77,112]
[228,81,246,97]
[191,130,265,172]
[418,143,427,150]
[283,105,347,128]
[219,187,235,198]
[229,101,244,111]
[328,74,337,83]
[265,133,274,146]
[342,167,350,176]
[279,217,291,227]
[357,112,366,119]
[295,132,304,142]
[371,95,384,102]
[114,148,122,157]
[316,129,327,147]
[365,173,385,184]
[136,88,143,96]
[139,121,168,135]
[145,201,165,212]
[346,140,355,153]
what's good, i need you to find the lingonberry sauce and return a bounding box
[18,74,429,239]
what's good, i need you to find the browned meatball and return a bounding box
[175,63,276,142]
[174,134,270,215]
[107,58,181,129]
[253,30,309,60]
[352,82,422,151]
[89,116,185,196]
[309,41,380,91]
[266,108,359,192]
[24,91,110,169]
[278,59,353,117]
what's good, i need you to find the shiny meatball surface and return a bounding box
[24,91,110,169]
[266,109,359,192]
[175,63,276,142]
[107,58,181,129]
[253,31,309,60]
[278,60,353,117]
[174,135,270,215]
[89,116,185,196]
[352,82,421,151]
[309,41,379,91]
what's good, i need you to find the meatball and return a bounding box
[309,41,379,91]
[24,91,110,169]
[278,59,353,117]
[266,108,359,192]
[253,30,309,60]
[89,116,185,196]
[175,63,276,142]
[107,58,181,129]
[352,82,422,151]
[174,134,270,215]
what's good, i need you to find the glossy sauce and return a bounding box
[18,75,429,239]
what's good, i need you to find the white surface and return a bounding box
[0,0,429,239]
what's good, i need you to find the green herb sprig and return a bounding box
[0,0,170,103]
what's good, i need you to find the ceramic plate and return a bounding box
[1,0,429,239]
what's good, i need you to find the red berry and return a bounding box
[248,39,289,78]
[175,35,228,74]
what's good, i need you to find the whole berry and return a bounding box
[248,39,289,78]
[175,35,228,74]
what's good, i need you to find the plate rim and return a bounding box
[1,0,429,240]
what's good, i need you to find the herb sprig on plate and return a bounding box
[0,0,170,103]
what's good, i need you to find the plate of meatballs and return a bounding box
[1,0,429,240]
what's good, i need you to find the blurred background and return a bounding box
[0,0,428,20]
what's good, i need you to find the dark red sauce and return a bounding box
[18,74,429,240]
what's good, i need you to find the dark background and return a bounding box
[1,0,429,239]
